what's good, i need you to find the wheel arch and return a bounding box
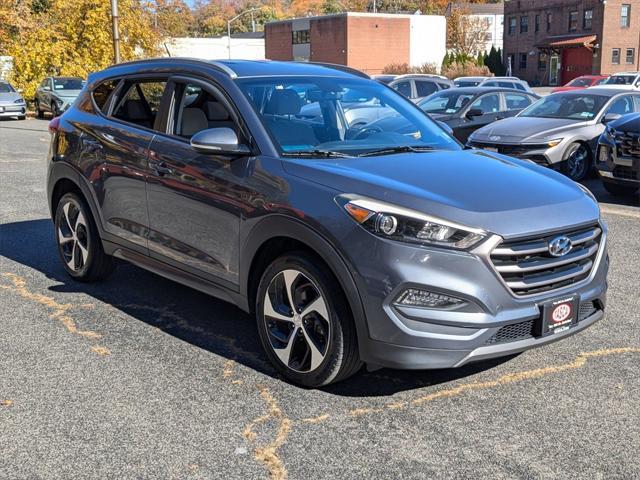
[240,216,370,349]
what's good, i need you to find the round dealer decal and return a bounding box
[552,303,572,323]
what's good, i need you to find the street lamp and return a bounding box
[227,7,261,59]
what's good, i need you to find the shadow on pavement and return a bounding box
[581,178,639,208]
[0,218,513,397]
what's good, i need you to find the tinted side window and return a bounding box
[471,94,501,114]
[505,93,532,110]
[483,81,498,87]
[415,80,438,97]
[112,81,167,130]
[92,80,119,111]
[393,81,412,98]
[173,82,237,139]
[607,96,634,115]
[514,83,526,91]
[498,81,514,88]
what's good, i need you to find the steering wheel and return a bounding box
[353,126,383,140]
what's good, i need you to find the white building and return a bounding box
[446,2,504,54]
[162,33,265,60]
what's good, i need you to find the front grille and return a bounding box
[614,131,640,159]
[613,165,638,181]
[472,142,548,158]
[485,300,600,345]
[490,224,602,297]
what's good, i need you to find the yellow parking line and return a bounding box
[600,205,640,219]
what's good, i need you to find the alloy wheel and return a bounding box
[566,145,589,180]
[263,269,331,373]
[57,201,89,272]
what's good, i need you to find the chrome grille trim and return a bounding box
[489,224,602,297]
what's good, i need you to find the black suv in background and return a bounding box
[597,113,640,196]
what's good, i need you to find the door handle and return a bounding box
[149,160,174,176]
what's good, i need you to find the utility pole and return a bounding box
[111,0,121,64]
[227,8,260,59]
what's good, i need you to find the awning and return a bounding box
[537,35,597,50]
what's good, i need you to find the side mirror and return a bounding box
[43,85,51,91]
[437,120,454,135]
[16,88,23,94]
[190,127,250,155]
[602,112,621,124]
[466,108,483,119]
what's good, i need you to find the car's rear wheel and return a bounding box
[54,192,114,282]
[563,143,591,181]
[602,180,639,197]
[35,99,44,119]
[256,253,361,387]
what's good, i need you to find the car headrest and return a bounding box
[205,101,230,121]
[125,100,149,121]
[181,108,208,136]
[264,89,302,116]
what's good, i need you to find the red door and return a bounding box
[561,47,593,85]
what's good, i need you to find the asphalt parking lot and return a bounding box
[1,117,639,479]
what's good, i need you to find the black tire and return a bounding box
[602,180,639,197]
[54,192,114,282]
[17,115,26,121]
[35,99,44,119]
[562,142,591,181]
[256,252,362,387]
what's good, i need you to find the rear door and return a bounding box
[455,92,502,142]
[145,76,252,286]
[391,80,413,99]
[414,80,438,101]
[81,76,169,252]
[502,92,535,119]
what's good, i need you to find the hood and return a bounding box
[282,149,599,238]
[0,92,24,104]
[610,111,640,131]
[471,116,587,143]
[52,89,82,99]
[428,112,457,122]
[598,84,635,90]
[551,86,584,93]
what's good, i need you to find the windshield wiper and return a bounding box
[282,149,352,158]
[357,145,435,157]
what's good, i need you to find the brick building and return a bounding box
[264,13,446,75]
[503,0,640,86]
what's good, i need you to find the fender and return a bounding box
[239,215,371,348]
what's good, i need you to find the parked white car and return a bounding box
[599,72,640,90]
[453,76,489,87]
[478,77,534,93]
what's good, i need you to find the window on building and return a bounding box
[626,48,636,64]
[535,15,540,32]
[568,11,578,32]
[612,48,621,64]
[621,4,631,28]
[519,52,527,69]
[291,29,310,44]
[520,16,528,33]
[538,52,547,70]
[508,17,516,35]
[546,13,552,32]
[583,9,593,30]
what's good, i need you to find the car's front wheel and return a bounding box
[563,142,591,181]
[256,253,361,387]
[54,192,114,282]
[602,180,639,197]
[35,99,44,119]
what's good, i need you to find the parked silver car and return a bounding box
[0,81,26,119]
[34,76,84,118]
[388,74,454,102]
[468,88,640,181]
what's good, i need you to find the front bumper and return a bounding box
[348,222,609,370]
[595,136,640,186]
[468,140,567,167]
[0,103,26,117]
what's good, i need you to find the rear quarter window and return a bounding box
[92,80,120,112]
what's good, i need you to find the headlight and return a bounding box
[546,138,563,148]
[604,125,616,139]
[13,98,25,104]
[337,196,487,250]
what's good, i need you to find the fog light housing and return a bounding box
[598,146,610,164]
[394,288,465,309]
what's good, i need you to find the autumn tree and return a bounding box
[446,7,489,57]
[148,0,194,37]
[6,0,159,98]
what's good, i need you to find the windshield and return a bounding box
[54,78,83,90]
[454,80,481,87]
[604,75,635,85]
[418,91,475,114]
[518,93,608,120]
[567,77,592,87]
[237,76,459,156]
[0,82,14,93]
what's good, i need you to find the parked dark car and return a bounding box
[35,76,84,118]
[46,59,607,387]
[596,112,640,196]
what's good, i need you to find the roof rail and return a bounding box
[102,57,238,79]
[302,62,370,79]
[209,61,237,78]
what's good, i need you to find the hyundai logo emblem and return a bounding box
[489,135,501,141]
[548,235,573,257]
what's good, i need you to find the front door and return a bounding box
[145,77,251,286]
[549,54,559,86]
[455,93,502,143]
